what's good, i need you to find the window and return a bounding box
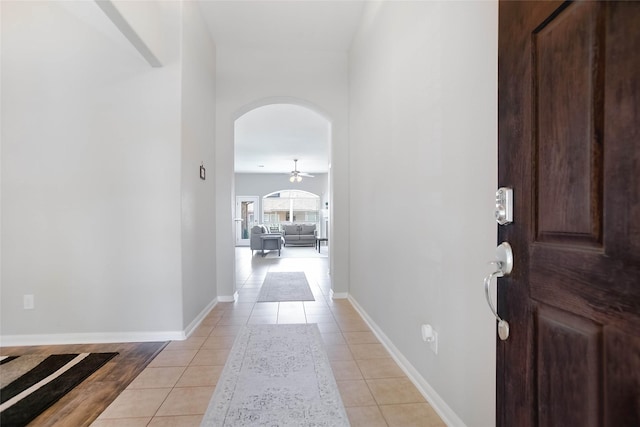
[263,190,320,227]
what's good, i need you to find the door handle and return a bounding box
[484,242,513,341]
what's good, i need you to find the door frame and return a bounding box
[235,196,259,246]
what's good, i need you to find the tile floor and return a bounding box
[92,247,445,426]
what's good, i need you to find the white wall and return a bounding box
[94,0,167,66]
[179,2,217,330]
[215,48,350,297]
[1,1,217,343]
[348,2,498,426]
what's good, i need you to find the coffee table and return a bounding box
[260,235,282,257]
[316,237,328,252]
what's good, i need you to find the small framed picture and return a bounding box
[200,165,206,180]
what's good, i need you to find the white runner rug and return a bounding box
[257,272,315,302]
[201,324,349,426]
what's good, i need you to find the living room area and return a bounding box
[234,104,331,259]
[239,188,329,259]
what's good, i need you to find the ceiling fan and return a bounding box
[289,159,314,182]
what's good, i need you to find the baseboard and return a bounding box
[329,289,348,299]
[183,298,219,339]
[0,330,185,347]
[217,292,238,302]
[348,295,466,427]
[0,298,222,347]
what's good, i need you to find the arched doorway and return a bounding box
[233,102,330,245]
[214,98,341,300]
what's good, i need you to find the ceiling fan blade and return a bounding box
[299,173,315,178]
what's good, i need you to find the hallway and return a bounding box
[2,2,498,424]
[93,249,445,426]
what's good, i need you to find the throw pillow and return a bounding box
[300,224,316,235]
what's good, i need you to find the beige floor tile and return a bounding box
[380,403,446,427]
[321,333,347,345]
[236,295,258,303]
[210,324,244,336]
[91,417,151,426]
[176,365,223,387]
[155,386,215,416]
[127,367,186,389]
[199,315,222,327]
[217,316,250,326]
[315,322,341,333]
[350,343,390,360]
[336,380,377,407]
[147,415,203,426]
[303,304,333,314]
[330,300,356,310]
[98,388,171,419]
[367,378,426,405]
[324,344,354,361]
[330,360,363,380]
[201,335,237,350]
[343,331,379,345]
[332,309,360,319]
[251,302,279,314]
[244,285,264,291]
[277,315,307,324]
[148,350,198,368]
[306,314,337,323]
[212,302,234,309]
[338,319,370,332]
[221,309,252,317]
[346,406,389,427]
[225,303,254,313]
[190,349,230,366]
[209,304,229,311]
[278,301,306,312]
[230,298,260,304]
[278,309,307,317]
[333,309,362,317]
[190,325,214,337]
[357,358,405,379]
[164,336,206,351]
[248,315,278,324]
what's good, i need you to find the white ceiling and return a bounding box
[198,0,365,52]
[234,104,331,174]
[198,0,366,174]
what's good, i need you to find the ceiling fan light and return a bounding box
[289,175,295,183]
[296,175,302,182]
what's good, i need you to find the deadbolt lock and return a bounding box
[495,187,513,225]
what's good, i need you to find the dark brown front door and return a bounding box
[498,1,640,426]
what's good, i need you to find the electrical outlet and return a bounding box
[23,294,34,310]
[421,324,438,355]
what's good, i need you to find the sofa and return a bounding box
[249,225,284,255]
[282,224,316,247]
